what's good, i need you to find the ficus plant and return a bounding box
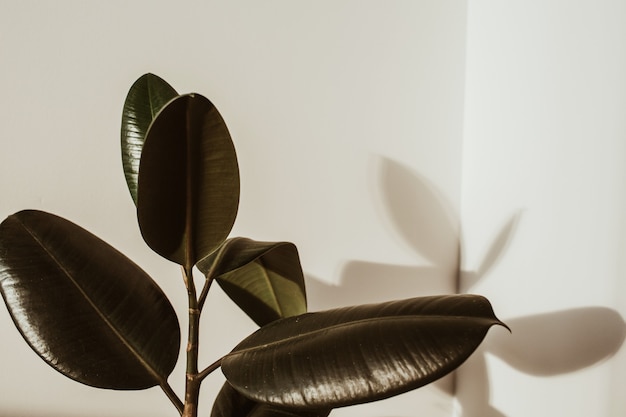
[0,74,507,417]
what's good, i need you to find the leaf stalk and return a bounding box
[160,381,184,415]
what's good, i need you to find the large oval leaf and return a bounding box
[121,73,178,204]
[0,210,180,389]
[222,294,506,409]
[211,382,330,417]
[197,237,307,326]
[137,93,240,268]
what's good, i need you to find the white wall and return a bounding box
[0,2,467,417]
[459,1,626,416]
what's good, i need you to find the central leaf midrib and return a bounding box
[18,217,164,384]
[147,77,158,119]
[184,95,196,270]
[258,257,283,316]
[229,314,497,357]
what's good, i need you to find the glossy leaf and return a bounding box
[197,237,307,326]
[121,73,178,204]
[137,93,240,268]
[222,294,506,409]
[0,210,180,389]
[246,407,330,417]
[211,382,330,417]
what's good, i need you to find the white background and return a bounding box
[0,1,624,417]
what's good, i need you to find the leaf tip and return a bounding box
[497,319,512,333]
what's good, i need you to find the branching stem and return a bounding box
[198,276,213,312]
[197,357,223,382]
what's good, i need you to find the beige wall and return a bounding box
[0,2,467,416]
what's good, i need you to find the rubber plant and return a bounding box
[0,74,507,417]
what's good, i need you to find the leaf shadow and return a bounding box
[376,156,459,269]
[460,212,522,292]
[305,156,626,417]
[489,307,626,376]
[307,157,466,311]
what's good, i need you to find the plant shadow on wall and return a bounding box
[306,157,626,417]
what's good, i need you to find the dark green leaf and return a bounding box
[211,382,256,417]
[0,210,180,389]
[246,407,330,417]
[137,93,240,269]
[121,73,178,204]
[197,238,307,326]
[211,382,330,417]
[222,294,506,409]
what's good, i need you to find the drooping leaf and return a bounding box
[211,382,330,417]
[137,93,240,269]
[222,294,506,409]
[197,238,306,326]
[0,210,180,390]
[121,73,178,204]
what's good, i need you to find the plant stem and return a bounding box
[182,374,202,417]
[182,266,201,417]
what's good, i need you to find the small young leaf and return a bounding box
[197,238,307,326]
[222,294,506,409]
[137,93,240,269]
[121,73,178,204]
[0,210,180,389]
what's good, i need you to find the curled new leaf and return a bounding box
[197,237,307,326]
[137,93,240,269]
[121,73,178,204]
[222,294,506,409]
[0,210,180,389]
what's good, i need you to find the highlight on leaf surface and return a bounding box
[136,93,240,268]
[0,210,181,390]
[197,237,307,326]
[121,73,178,204]
[222,294,507,410]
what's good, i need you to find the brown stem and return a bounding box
[182,267,201,417]
[182,374,202,417]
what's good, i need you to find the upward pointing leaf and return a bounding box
[121,73,178,204]
[137,93,240,268]
[197,237,307,326]
[0,210,180,389]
